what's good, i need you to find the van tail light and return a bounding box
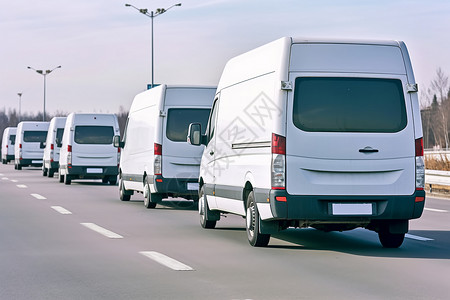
[19,143,22,149]
[19,143,22,160]
[117,147,121,167]
[154,143,162,175]
[271,133,286,190]
[415,138,425,191]
[67,145,72,166]
[50,143,54,150]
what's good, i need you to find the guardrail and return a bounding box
[425,169,450,192]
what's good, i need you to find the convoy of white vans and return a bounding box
[0,37,425,249]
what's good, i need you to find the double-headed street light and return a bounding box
[125,3,181,89]
[27,65,61,121]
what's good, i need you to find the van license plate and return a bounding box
[86,168,103,174]
[332,203,372,215]
[187,183,199,190]
[32,160,43,164]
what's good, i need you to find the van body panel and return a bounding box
[1,127,16,163]
[15,122,50,167]
[43,117,67,171]
[119,85,215,199]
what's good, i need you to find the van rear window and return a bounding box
[9,135,16,145]
[166,108,210,142]
[292,77,407,133]
[74,126,114,144]
[23,131,47,143]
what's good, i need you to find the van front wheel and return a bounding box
[246,191,270,247]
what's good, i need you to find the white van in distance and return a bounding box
[188,37,425,248]
[2,127,16,164]
[59,113,120,185]
[42,117,67,177]
[114,85,215,208]
[15,121,50,170]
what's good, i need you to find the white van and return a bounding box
[14,122,50,170]
[188,37,425,248]
[114,85,215,208]
[2,127,17,164]
[59,113,120,185]
[42,117,67,177]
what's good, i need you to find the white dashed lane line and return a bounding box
[405,234,434,241]
[2,177,8,180]
[51,206,72,215]
[424,207,448,213]
[139,251,194,271]
[80,223,123,239]
[10,179,18,183]
[31,193,47,200]
[16,184,27,188]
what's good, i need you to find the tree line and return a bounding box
[421,68,450,150]
[0,107,128,154]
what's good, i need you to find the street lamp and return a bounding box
[27,65,61,121]
[17,93,22,122]
[125,3,181,89]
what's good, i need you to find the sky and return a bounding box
[1,0,449,115]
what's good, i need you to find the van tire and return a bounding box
[17,164,22,170]
[58,170,64,183]
[119,178,131,201]
[42,167,48,177]
[246,191,270,247]
[144,182,160,209]
[109,176,117,185]
[64,175,72,185]
[48,169,55,178]
[378,232,405,248]
[199,186,217,229]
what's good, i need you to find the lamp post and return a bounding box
[27,65,61,121]
[17,93,22,122]
[125,3,181,89]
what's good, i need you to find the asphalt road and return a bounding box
[1,163,449,300]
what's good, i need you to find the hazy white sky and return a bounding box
[1,0,449,115]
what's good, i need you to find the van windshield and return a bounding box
[292,77,407,133]
[74,126,114,144]
[23,131,47,143]
[166,108,210,142]
[9,135,16,145]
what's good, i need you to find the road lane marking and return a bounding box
[31,193,47,200]
[10,179,18,183]
[425,207,448,213]
[2,177,8,180]
[80,223,123,239]
[51,206,72,215]
[16,184,27,188]
[139,251,194,271]
[405,234,434,241]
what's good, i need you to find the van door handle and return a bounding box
[359,147,378,153]
[209,151,214,156]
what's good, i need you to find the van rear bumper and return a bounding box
[254,188,425,221]
[16,158,43,167]
[151,175,199,198]
[65,165,118,179]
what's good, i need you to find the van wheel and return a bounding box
[378,232,405,248]
[48,169,55,178]
[109,176,117,185]
[42,167,48,177]
[119,178,131,201]
[144,182,160,209]
[58,170,64,183]
[199,186,217,229]
[246,191,270,247]
[64,175,72,185]
[17,164,22,170]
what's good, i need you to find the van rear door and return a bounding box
[162,107,211,182]
[285,74,416,196]
[71,125,116,166]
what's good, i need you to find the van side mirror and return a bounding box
[113,135,124,148]
[187,123,205,146]
[55,138,62,148]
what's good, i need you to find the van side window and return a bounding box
[166,108,210,142]
[207,99,219,143]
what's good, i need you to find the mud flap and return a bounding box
[259,219,280,235]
